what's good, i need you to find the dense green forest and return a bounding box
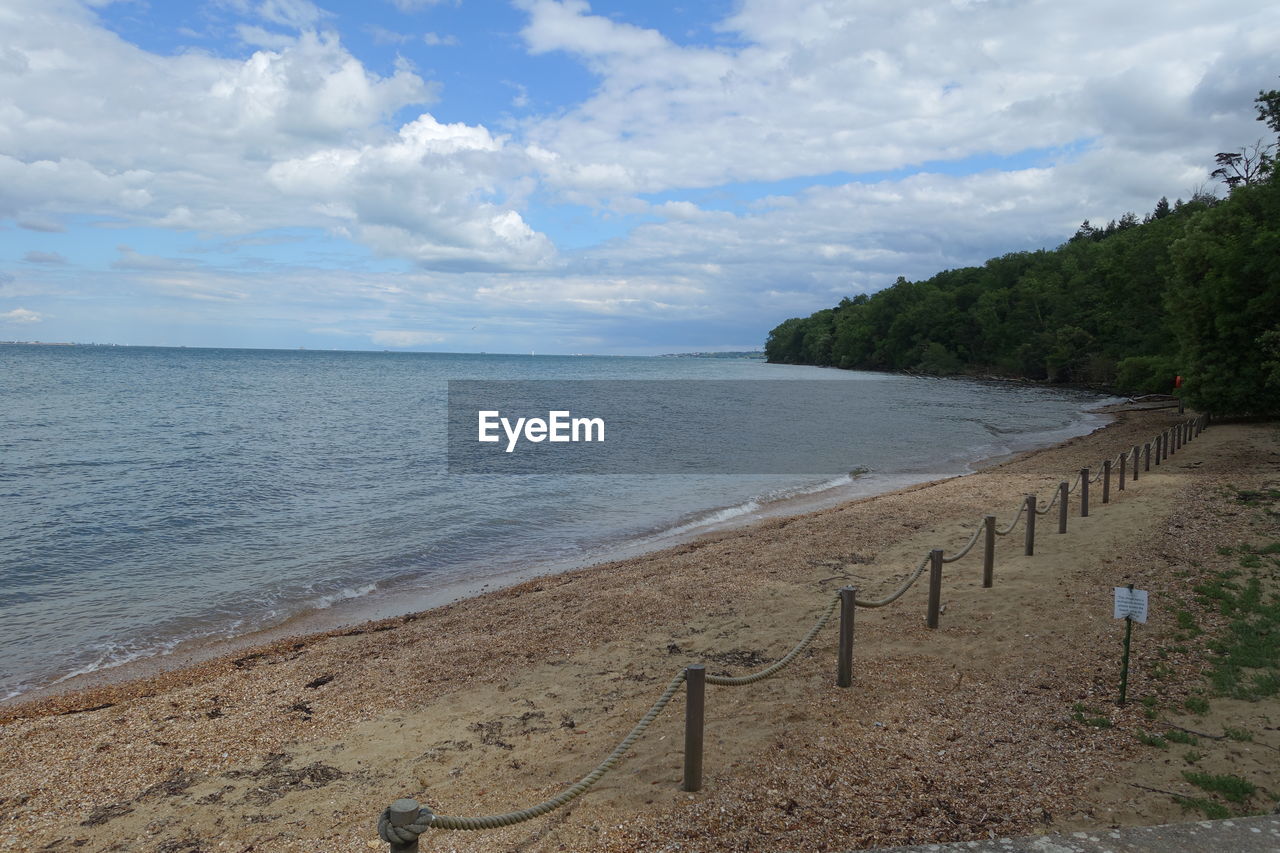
[765,88,1280,416]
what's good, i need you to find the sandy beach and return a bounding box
[2,407,1277,853]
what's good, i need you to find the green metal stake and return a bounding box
[1119,583,1134,707]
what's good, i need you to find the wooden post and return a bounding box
[926,549,943,629]
[387,800,422,853]
[1103,459,1111,504]
[1118,452,1126,491]
[837,587,855,688]
[1131,444,1140,481]
[1080,468,1090,517]
[1058,482,1068,534]
[682,665,705,792]
[982,515,995,588]
[1024,494,1036,556]
[1144,442,1151,471]
[1154,434,1162,465]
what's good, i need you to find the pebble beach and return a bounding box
[2,407,1277,853]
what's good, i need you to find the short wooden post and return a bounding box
[926,549,943,629]
[1080,468,1090,517]
[1174,424,1181,452]
[682,665,705,792]
[1024,494,1036,556]
[1131,445,1140,481]
[1058,482,1068,533]
[1163,430,1170,460]
[1144,442,1151,471]
[982,515,995,588]
[1118,452,1126,491]
[1102,459,1111,504]
[388,799,422,853]
[1154,434,1162,465]
[837,587,856,688]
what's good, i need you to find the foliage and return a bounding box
[765,87,1280,416]
[1182,771,1258,804]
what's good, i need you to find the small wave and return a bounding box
[640,470,869,543]
[657,500,763,539]
[45,638,182,688]
[310,583,379,609]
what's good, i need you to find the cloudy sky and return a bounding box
[1,0,1276,353]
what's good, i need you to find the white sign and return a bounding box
[1114,587,1149,623]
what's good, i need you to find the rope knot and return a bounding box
[378,800,434,844]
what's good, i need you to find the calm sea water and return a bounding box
[0,345,1109,700]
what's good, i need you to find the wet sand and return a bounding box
[2,408,1276,853]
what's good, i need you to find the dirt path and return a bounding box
[1,410,1275,852]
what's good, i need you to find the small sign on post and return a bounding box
[1114,586,1148,622]
[1114,584,1148,706]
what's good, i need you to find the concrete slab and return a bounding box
[863,815,1280,852]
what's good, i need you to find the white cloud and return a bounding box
[518,0,1279,199]
[422,31,459,47]
[1,307,43,323]
[370,329,445,346]
[0,0,544,272]
[17,218,65,233]
[389,0,450,12]
[266,115,555,269]
[4,0,1280,352]
[22,251,66,264]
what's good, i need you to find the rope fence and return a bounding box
[376,411,1210,851]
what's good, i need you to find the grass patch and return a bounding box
[1195,568,1280,701]
[1173,795,1232,820]
[1185,696,1210,715]
[1223,726,1253,742]
[1182,771,1258,803]
[1137,732,1168,748]
[1234,489,1280,506]
[1072,711,1112,728]
[1182,749,1203,764]
[1166,729,1198,745]
[1175,609,1200,635]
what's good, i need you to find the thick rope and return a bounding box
[379,669,689,838]
[1034,489,1061,515]
[854,552,931,607]
[706,596,839,686]
[380,423,1218,841]
[995,502,1025,536]
[941,523,983,563]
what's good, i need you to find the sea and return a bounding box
[0,345,1113,701]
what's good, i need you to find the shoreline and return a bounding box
[5,403,1248,853]
[2,400,1113,709]
[6,405,1114,713]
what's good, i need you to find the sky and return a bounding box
[0,0,1277,354]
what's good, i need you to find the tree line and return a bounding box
[765,87,1280,416]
